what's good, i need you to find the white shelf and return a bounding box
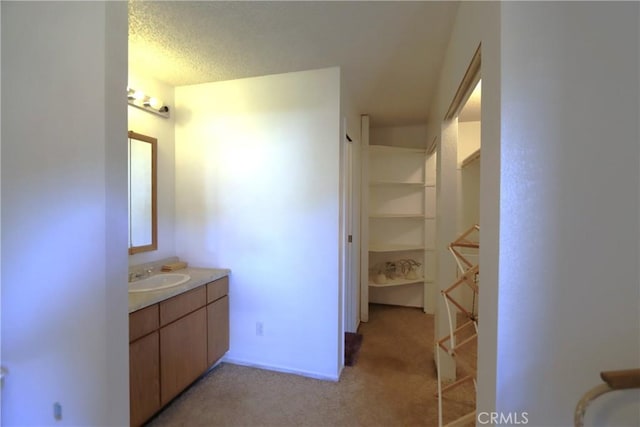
[369,277,428,288]
[365,141,432,309]
[369,145,426,154]
[370,180,425,187]
[369,244,425,252]
[460,148,481,168]
[368,245,435,252]
[370,214,425,219]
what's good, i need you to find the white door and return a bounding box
[342,121,358,333]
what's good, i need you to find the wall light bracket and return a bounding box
[127,87,170,119]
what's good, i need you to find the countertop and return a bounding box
[128,267,230,313]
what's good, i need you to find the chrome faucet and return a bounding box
[128,268,153,282]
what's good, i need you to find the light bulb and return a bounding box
[148,97,163,109]
[133,90,145,101]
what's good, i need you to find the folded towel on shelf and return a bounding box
[161,261,188,272]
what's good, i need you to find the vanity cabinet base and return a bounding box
[129,277,229,426]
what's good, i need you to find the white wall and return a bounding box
[498,3,639,425]
[458,121,481,233]
[174,68,342,380]
[457,121,480,165]
[127,70,176,265]
[456,121,481,314]
[1,2,129,425]
[1,2,4,422]
[459,161,480,235]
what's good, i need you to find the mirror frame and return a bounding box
[128,130,158,255]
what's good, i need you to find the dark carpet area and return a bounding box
[344,332,363,366]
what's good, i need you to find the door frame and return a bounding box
[435,45,482,382]
[341,114,361,363]
[359,115,370,323]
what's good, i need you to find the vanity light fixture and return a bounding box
[127,86,170,118]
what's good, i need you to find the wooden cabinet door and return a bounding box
[160,307,207,405]
[130,331,160,427]
[207,295,230,365]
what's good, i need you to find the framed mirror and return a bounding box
[128,131,157,254]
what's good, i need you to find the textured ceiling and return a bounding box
[129,1,459,127]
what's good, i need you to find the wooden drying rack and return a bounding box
[435,224,480,427]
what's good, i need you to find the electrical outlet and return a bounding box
[256,321,264,336]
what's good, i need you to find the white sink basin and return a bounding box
[129,273,191,293]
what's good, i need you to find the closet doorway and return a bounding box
[456,79,481,319]
[433,47,482,425]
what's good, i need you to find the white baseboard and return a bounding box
[222,356,340,382]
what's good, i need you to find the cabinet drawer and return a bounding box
[130,304,159,342]
[160,286,206,326]
[207,276,229,304]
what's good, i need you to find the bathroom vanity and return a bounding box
[128,267,230,426]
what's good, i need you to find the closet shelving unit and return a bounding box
[435,224,480,427]
[367,145,433,304]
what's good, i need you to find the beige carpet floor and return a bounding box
[147,304,476,427]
